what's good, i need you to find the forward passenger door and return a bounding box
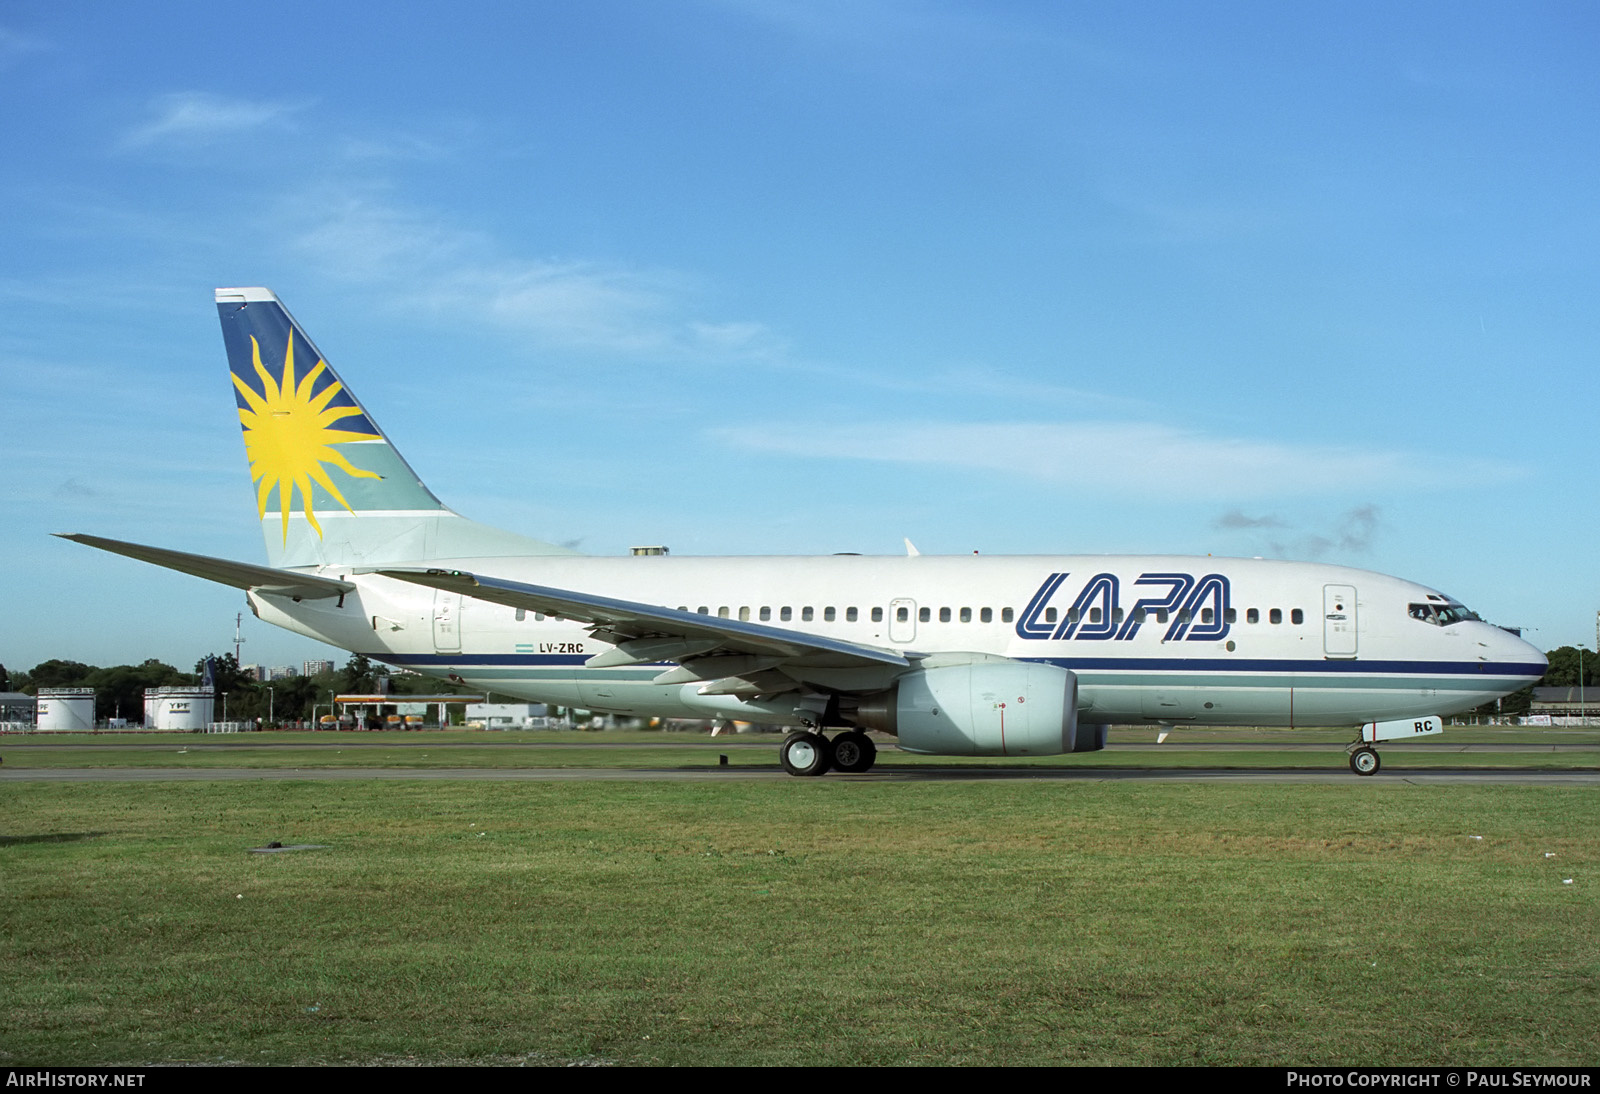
[1323,584,1358,658]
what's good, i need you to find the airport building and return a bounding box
[465,702,552,729]
[331,693,484,729]
[1528,687,1599,724]
[1,691,37,729]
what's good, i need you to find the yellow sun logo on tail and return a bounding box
[234,335,383,544]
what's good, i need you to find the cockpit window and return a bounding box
[1408,601,1482,627]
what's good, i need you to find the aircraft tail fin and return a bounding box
[215,287,575,568]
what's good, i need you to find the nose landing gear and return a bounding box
[1348,746,1381,776]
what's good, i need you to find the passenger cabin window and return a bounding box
[780,606,792,621]
[698,606,709,615]
[515,608,525,622]
[1247,608,1259,624]
[846,607,858,622]
[1001,608,1014,623]
[961,607,972,623]
[919,607,931,623]
[760,607,771,621]
[718,606,729,618]
[739,607,750,621]
[896,607,908,622]
[940,607,951,623]
[802,606,813,622]
[1044,608,1057,624]
[981,608,992,623]
[1291,609,1304,625]
[1269,609,1282,624]
[872,607,883,623]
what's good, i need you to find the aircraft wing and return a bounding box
[379,569,914,678]
[57,533,355,600]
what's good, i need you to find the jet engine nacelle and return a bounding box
[856,661,1080,756]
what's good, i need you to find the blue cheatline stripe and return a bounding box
[387,654,592,667]
[379,651,1542,678]
[1029,656,1545,677]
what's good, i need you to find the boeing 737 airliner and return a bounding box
[61,288,1547,775]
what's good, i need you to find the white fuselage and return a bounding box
[248,553,1546,728]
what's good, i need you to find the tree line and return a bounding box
[3,644,1594,724]
[1,653,476,726]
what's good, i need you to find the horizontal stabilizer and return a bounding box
[57,533,354,600]
[380,568,913,670]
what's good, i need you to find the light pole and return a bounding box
[267,685,274,728]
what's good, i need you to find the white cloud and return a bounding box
[0,25,51,70]
[289,192,478,278]
[285,191,784,361]
[713,420,1524,500]
[822,363,1153,415]
[120,92,307,150]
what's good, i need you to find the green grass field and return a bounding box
[6,724,1600,771]
[2,730,1596,1066]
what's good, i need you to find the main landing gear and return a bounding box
[1348,746,1381,776]
[779,729,878,776]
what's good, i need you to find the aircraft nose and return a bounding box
[1503,630,1547,680]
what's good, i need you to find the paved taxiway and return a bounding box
[4,765,1597,785]
[5,734,1596,785]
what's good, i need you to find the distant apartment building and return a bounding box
[246,664,269,682]
[303,660,336,677]
[268,665,300,681]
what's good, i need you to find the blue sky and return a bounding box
[3,1,1596,672]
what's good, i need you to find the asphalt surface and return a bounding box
[4,734,1597,785]
[4,764,1597,785]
